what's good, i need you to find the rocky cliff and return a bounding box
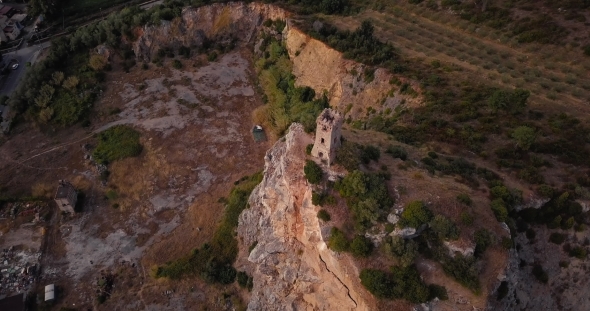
[133,2,288,60]
[133,2,420,119]
[285,27,422,119]
[237,123,376,311]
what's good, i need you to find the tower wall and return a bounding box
[311,109,343,165]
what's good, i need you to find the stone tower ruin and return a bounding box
[311,108,343,165]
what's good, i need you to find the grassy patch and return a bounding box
[93,125,142,164]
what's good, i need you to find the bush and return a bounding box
[386,145,408,160]
[537,184,554,198]
[360,266,430,302]
[317,209,331,221]
[360,145,380,163]
[304,160,323,184]
[456,193,472,206]
[428,284,448,300]
[429,215,460,240]
[400,201,433,228]
[172,59,182,69]
[569,246,587,259]
[93,125,142,164]
[328,227,349,252]
[474,229,493,257]
[440,254,480,293]
[532,265,548,283]
[460,211,474,225]
[350,235,373,257]
[359,269,393,299]
[549,232,566,244]
[383,236,418,267]
[490,199,508,222]
[511,126,536,150]
[306,144,313,155]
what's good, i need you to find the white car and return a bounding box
[10,63,18,70]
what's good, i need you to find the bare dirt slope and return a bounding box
[0,48,268,309]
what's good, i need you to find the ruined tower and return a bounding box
[311,108,343,165]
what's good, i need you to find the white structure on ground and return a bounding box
[311,108,343,165]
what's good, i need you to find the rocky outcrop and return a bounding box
[237,123,375,311]
[133,2,288,60]
[132,2,421,119]
[285,27,422,119]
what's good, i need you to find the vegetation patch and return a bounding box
[93,125,142,164]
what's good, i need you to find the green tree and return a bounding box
[400,201,433,228]
[511,126,536,150]
[430,215,460,240]
[490,199,508,222]
[359,269,393,299]
[304,160,323,184]
[350,235,373,257]
[328,227,349,252]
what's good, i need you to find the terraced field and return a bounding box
[326,3,590,115]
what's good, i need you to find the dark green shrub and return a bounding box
[537,184,554,198]
[501,237,513,249]
[385,145,408,160]
[440,254,480,293]
[350,235,373,257]
[460,211,474,225]
[430,215,460,240]
[172,59,182,69]
[360,266,430,302]
[456,193,472,206]
[569,246,587,259]
[317,209,331,221]
[207,51,218,62]
[532,265,548,283]
[561,216,575,230]
[328,227,349,252]
[304,160,323,184]
[306,144,313,155]
[427,151,438,159]
[474,229,493,257]
[549,232,566,244]
[237,271,250,288]
[400,201,433,228]
[359,269,393,299]
[360,145,380,163]
[559,261,569,268]
[490,199,508,222]
[93,125,142,164]
[428,284,448,300]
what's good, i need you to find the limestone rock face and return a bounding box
[237,123,375,311]
[133,2,288,60]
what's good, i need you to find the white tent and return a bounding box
[44,284,55,302]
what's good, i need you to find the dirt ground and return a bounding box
[0,48,269,309]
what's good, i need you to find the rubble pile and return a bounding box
[0,201,49,221]
[0,247,38,296]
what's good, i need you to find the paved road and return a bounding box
[0,41,51,132]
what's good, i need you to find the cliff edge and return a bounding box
[237,123,375,310]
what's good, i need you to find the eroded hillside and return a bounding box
[0,1,589,311]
